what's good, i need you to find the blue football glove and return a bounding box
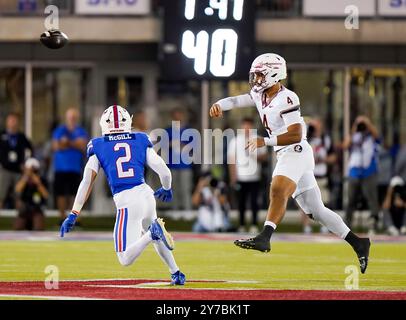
[154,187,173,202]
[60,212,78,237]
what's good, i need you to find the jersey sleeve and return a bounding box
[86,139,95,158]
[217,94,255,111]
[145,134,153,148]
[87,154,100,173]
[280,92,302,126]
[146,147,171,189]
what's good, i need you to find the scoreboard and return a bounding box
[161,0,255,80]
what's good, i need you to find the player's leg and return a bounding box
[234,175,296,252]
[115,203,153,267]
[141,191,179,274]
[142,186,185,284]
[234,148,304,252]
[295,174,370,273]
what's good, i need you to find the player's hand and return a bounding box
[245,137,265,153]
[209,104,222,118]
[60,212,78,237]
[154,187,173,202]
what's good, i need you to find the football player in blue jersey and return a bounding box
[60,105,186,285]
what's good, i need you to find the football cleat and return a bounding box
[355,238,371,274]
[149,218,175,251]
[171,270,186,286]
[234,236,271,253]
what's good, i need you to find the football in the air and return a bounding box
[40,29,69,49]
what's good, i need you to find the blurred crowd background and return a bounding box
[0,0,405,235]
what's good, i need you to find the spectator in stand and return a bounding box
[227,117,267,233]
[14,158,48,231]
[343,116,380,232]
[0,112,33,209]
[165,108,193,211]
[52,108,88,223]
[192,172,231,233]
[301,118,336,234]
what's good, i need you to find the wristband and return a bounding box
[264,136,278,146]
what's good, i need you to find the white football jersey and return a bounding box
[249,86,307,151]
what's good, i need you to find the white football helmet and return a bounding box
[249,53,287,93]
[99,105,132,135]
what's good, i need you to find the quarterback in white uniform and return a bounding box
[210,53,370,273]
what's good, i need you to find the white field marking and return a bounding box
[83,284,263,291]
[0,294,105,300]
[2,278,260,286]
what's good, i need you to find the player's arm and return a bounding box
[60,155,100,237]
[146,147,173,202]
[209,94,255,118]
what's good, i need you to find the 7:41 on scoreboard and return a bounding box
[161,0,255,80]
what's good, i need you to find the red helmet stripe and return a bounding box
[113,105,119,129]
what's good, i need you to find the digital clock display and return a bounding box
[161,0,255,80]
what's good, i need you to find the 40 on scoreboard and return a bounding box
[161,0,255,80]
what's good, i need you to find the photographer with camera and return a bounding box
[191,172,232,233]
[13,158,49,231]
[343,116,380,231]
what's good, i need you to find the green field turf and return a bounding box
[1,240,406,292]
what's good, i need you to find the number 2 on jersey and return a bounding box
[114,142,135,178]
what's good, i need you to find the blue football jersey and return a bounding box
[87,132,152,195]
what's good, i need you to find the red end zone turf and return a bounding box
[0,280,405,300]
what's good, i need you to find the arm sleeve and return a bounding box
[71,155,100,213]
[216,94,255,111]
[281,108,302,127]
[146,147,172,190]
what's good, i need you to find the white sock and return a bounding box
[117,230,153,266]
[153,241,179,274]
[264,221,277,230]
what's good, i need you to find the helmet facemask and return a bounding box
[249,71,269,93]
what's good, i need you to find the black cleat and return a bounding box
[355,238,371,274]
[234,236,271,253]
